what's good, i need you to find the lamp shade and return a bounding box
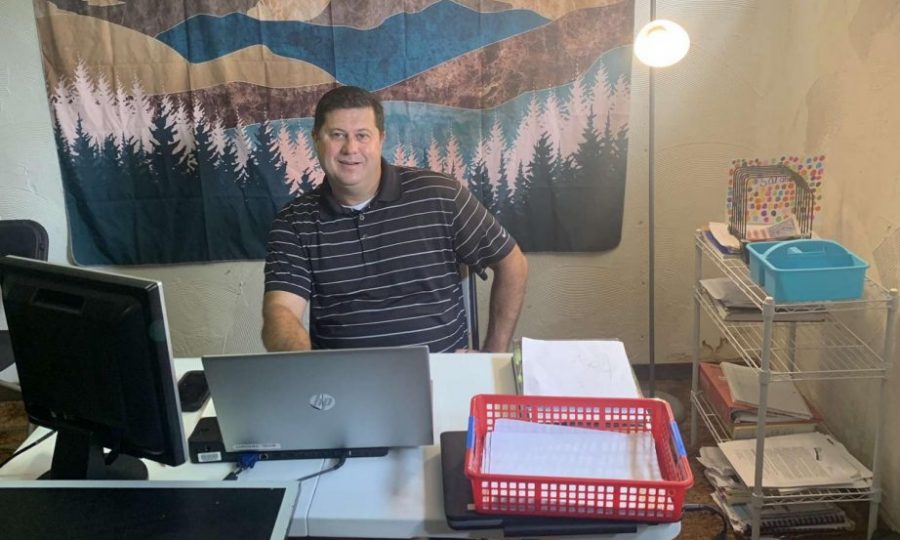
[634,19,690,67]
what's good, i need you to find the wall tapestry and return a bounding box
[34,0,635,264]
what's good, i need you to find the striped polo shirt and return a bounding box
[264,161,516,352]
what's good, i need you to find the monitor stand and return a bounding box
[41,426,148,480]
[187,416,389,464]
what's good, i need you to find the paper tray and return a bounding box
[441,431,639,536]
[464,394,693,523]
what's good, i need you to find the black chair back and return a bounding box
[0,219,49,261]
[0,219,49,376]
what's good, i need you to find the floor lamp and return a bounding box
[634,6,690,413]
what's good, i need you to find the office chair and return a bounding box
[0,219,49,395]
[460,265,480,350]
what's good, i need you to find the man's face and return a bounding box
[314,107,385,202]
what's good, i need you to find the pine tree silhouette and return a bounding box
[70,117,99,199]
[51,118,74,185]
[193,110,216,180]
[494,153,513,221]
[522,132,557,250]
[561,105,624,250]
[467,158,495,211]
[297,168,318,194]
[65,117,130,263]
[242,120,293,256]
[250,120,291,202]
[146,98,190,197]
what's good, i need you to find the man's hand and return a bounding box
[261,290,312,351]
[481,245,528,353]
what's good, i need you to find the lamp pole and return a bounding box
[633,1,689,405]
[647,0,658,397]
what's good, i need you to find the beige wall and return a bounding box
[1,0,899,529]
[649,0,900,529]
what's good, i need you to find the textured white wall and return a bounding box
[0,0,67,261]
[781,1,900,529]
[2,0,899,526]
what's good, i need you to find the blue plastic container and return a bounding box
[745,241,781,284]
[746,239,868,302]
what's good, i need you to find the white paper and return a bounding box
[718,432,872,488]
[484,419,661,481]
[699,277,757,309]
[697,446,735,476]
[708,221,741,249]
[521,338,640,398]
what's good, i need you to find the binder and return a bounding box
[698,362,821,439]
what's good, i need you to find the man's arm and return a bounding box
[481,245,528,352]
[261,290,312,351]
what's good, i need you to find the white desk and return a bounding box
[1,354,680,539]
[0,357,322,537]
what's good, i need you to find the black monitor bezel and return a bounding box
[0,255,187,472]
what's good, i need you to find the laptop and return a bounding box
[200,346,433,457]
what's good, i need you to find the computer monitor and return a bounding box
[0,255,187,479]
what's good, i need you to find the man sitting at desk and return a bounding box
[262,86,528,353]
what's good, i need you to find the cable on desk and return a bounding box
[684,503,729,540]
[295,453,348,483]
[0,429,56,469]
[222,451,349,482]
[223,452,261,481]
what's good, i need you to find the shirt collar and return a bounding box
[320,158,401,217]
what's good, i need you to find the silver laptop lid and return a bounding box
[201,346,433,453]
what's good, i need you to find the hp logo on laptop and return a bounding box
[309,393,336,411]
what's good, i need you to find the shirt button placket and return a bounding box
[357,213,368,263]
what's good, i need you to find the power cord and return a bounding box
[0,429,56,469]
[684,502,730,540]
[223,452,349,481]
[296,453,348,482]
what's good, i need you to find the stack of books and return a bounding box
[698,361,822,439]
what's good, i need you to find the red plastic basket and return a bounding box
[464,394,693,522]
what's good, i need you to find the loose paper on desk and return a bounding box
[521,338,640,397]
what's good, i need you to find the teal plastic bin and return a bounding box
[745,241,781,284]
[746,239,868,302]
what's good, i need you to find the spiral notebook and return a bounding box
[712,494,853,535]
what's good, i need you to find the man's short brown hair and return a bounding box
[313,86,385,135]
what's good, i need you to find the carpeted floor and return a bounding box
[0,399,28,464]
[0,380,881,539]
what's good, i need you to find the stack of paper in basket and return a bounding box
[492,338,659,481]
[482,418,662,481]
[697,361,872,536]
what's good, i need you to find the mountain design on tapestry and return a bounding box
[155,2,549,90]
[35,0,635,264]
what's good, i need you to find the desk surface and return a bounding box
[0,353,679,539]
